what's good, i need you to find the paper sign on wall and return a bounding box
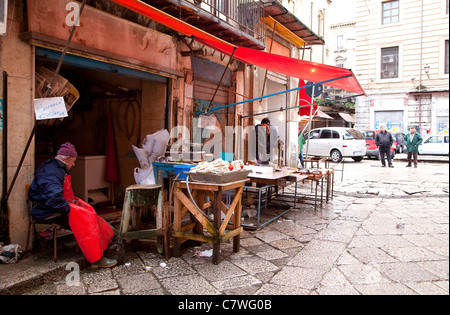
[34,97,68,120]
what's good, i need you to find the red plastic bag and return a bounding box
[68,199,113,263]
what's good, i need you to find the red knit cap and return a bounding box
[57,142,78,157]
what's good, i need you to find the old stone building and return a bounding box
[354,0,449,136]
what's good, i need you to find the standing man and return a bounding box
[405,127,423,168]
[255,117,278,165]
[375,125,394,168]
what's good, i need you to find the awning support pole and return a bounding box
[305,86,315,159]
[0,0,87,208]
[196,74,354,116]
[205,46,237,115]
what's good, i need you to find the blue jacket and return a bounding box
[28,158,71,221]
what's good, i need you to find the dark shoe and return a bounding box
[414,165,417,168]
[91,256,117,269]
[406,165,411,167]
[389,165,394,168]
[381,165,386,167]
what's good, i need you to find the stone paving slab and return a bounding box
[1,159,448,296]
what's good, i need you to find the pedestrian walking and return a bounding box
[298,130,306,168]
[405,127,423,168]
[375,125,394,168]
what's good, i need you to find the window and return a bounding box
[337,35,344,50]
[362,131,376,140]
[445,40,449,74]
[317,11,324,36]
[332,131,340,139]
[308,131,321,139]
[382,0,399,24]
[425,136,441,144]
[381,46,399,79]
[335,57,345,68]
[320,129,332,139]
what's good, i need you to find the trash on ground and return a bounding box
[193,249,213,258]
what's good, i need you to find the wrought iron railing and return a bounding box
[187,0,266,41]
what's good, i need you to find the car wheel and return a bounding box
[352,156,364,162]
[330,149,342,163]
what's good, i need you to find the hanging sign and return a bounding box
[34,97,68,120]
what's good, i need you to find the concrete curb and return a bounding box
[0,252,87,295]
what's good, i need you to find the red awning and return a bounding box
[110,0,365,95]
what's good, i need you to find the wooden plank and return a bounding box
[173,187,182,257]
[219,186,243,235]
[172,231,215,243]
[122,229,163,240]
[222,227,243,242]
[174,188,216,236]
[233,187,242,253]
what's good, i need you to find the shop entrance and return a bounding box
[34,48,169,209]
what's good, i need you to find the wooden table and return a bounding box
[172,179,247,264]
[116,184,170,261]
[303,156,328,169]
[245,167,308,228]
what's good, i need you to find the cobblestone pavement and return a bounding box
[6,158,450,295]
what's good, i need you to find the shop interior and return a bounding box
[34,50,169,220]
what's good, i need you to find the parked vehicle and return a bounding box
[392,132,406,153]
[304,127,366,162]
[360,129,396,160]
[419,135,449,155]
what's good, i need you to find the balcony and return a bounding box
[145,0,266,50]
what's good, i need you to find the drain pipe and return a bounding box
[418,0,424,132]
[1,71,8,243]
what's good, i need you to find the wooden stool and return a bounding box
[172,180,247,264]
[116,184,169,261]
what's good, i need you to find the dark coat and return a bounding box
[405,132,423,153]
[28,158,71,221]
[375,131,394,149]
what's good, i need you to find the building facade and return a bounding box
[354,0,449,136]
[0,0,332,247]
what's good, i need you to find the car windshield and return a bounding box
[344,129,364,140]
[361,131,375,140]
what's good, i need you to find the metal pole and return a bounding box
[205,46,237,115]
[305,85,315,158]
[196,74,354,116]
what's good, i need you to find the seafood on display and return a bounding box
[189,159,245,175]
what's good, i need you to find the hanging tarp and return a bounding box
[109,0,365,96]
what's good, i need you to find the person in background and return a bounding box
[375,125,394,168]
[298,130,306,168]
[405,127,423,168]
[255,118,278,165]
[28,142,117,268]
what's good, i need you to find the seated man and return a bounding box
[28,142,117,268]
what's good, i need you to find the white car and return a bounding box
[304,127,367,162]
[419,135,449,155]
